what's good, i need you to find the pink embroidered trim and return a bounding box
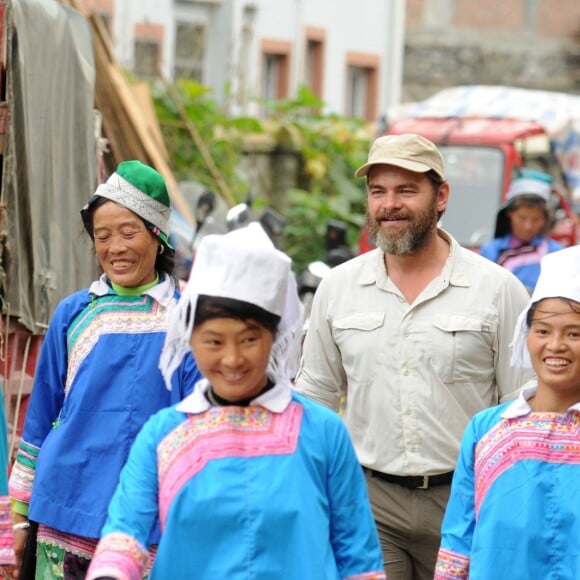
[67,298,167,391]
[0,496,14,565]
[434,547,470,579]
[158,403,303,527]
[9,439,39,504]
[37,525,98,559]
[345,571,387,579]
[474,412,580,514]
[499,239,549,271]
[87,532,149,580]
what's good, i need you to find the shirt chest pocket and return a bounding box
[332,312,385,378]
[431,313,497,384]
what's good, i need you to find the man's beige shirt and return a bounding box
[295,231,534,476]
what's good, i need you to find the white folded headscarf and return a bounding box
[159,222,303,390]
[511,245,580,368]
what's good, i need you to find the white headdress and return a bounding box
[511,245,580,368]
[159,223,303,389]
[506,177,551,203]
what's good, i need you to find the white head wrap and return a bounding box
[511,245,580,367]
[506,177,551,203]
[159,222,303,389]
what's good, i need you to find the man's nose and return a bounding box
[380,192,402,210]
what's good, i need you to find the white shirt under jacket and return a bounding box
[295,229,535,477]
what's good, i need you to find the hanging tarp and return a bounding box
[0,0,98,334]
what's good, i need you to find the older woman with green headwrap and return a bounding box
[8,161,202,579]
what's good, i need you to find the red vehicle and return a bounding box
[359,86,580,253]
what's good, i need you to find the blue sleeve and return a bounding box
[439,418,478,557]
[88,415,170,579]
[547,239,565,252]
[101,413,165,547]
[478,240,500,262]
[21,296,79,446]
[326,417,385,578]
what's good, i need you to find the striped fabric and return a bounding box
[0,495,14,566]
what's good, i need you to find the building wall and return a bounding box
[85,0,405,121]
[403,0,580,101]
[227,0,405,118]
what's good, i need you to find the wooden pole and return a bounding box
[160,77,237,208]
[61,0,197,225]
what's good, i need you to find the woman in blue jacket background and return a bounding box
[479,168,564,293]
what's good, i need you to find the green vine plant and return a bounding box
[152,80,375,273]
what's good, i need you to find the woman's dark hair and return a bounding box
[82,196,176,278]
[526,297,580,328]
[194,295,281,335]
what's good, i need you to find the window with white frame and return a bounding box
[262,53,283,100]
[134,39,161,78]
[304,27,325,101]
[346,66,368,118]
[345,57,378,122]
[174,21,206,82]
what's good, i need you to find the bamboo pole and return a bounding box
[160,77,237,208]
[61,0,197,225]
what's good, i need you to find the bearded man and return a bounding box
[295,133,534,580]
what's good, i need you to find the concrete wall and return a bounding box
[403,0,580,101]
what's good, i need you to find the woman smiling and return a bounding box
[87,223,385,580]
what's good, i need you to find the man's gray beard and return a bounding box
[375,231,415,256]
[370,217,436,256]
[374,229,417,256]
[367,199,439,256]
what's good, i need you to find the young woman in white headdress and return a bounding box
[86,223,386,579]
[435,244,580,579]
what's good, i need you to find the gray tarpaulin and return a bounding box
[1,0,98,334]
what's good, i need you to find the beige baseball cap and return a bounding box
[355,133,446,180]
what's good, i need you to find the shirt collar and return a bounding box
[502,379,580,418]
[88,273,176,306]
[440,230,471,288]
[355,228,470,289]
[176,377,293,414]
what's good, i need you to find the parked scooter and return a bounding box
[171,186,287,286]
[170,188,220,281]
[225,191,286,247]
